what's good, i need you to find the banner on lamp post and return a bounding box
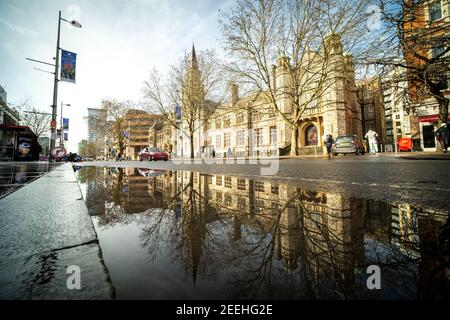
[64,132,68,141]
[60,49,77,83]
[63,118,69,130]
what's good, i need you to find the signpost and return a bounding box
[50,146,67,159]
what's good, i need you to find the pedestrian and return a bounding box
[365,129,379,155]
[211,148,216,158]
[435,123,449,153]
[324,134,334,158]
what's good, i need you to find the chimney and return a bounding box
[230,82,239,105]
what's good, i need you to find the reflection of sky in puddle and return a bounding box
[76,167,450,300]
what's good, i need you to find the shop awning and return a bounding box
[418,114,450,123]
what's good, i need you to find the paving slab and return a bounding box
[0,243,114,299]
[0,163,114,299]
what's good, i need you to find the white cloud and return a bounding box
[0,18,38,37]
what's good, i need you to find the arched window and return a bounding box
[305,125,318,146]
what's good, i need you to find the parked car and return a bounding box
[332,135,365,156]
[139,147,169,161]
[138,168,166,177]
[65,152,83,162]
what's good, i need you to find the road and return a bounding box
[77,157,450,213]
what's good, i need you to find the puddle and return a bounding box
[75,166,450,300]
[0,163,60,198]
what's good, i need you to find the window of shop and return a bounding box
[237,197,247,210]
[225,176,232,188]
[236,130,245,146]
[255,128,263,146]
[237,112,244,124]
[429,1,442,22]
[224,132,231,147]
[305,125,318,146]
[216,135,222,148]
[255,181,265,192]
[270,126,277,145]
[432,44,445,59]
[224,194,232,206]
[364,105,375,119]
[223,116,230,128]
[271,183,279,195]
[237,179,246,190]
[216,191,222,203]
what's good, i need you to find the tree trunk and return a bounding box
[290,127,299,156]
[190,133,195,159]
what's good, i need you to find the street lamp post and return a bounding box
[60,101,71,146]
[50,11,81,152]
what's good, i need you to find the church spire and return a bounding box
[191,43,198,67]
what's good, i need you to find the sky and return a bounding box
[0,0,232,152]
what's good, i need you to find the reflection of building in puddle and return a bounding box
[85,167,106,216]
[79,168,449,298]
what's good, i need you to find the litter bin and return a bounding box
[397,138,412,152]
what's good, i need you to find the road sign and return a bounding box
[51,120,57,128]
[50,146,67,159]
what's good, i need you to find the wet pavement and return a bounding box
[0,163,115,299]
[0,162,61,199]
[74,166,450,300]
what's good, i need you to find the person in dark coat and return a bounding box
[324,134,334,158]
[435,123,449,153]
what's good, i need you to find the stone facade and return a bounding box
[160,35,362,158]
[356,77,387,145]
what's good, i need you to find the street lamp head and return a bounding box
[70,20,82,28]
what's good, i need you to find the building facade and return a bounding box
[403,0,450,151]
[356,78,386,146]
[124,109,160,160]
[176,35,362,158]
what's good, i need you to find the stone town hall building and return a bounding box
[172,34,362,158]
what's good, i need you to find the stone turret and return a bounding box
[275,56,292,113]
[322,34,352,138]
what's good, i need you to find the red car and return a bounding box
[139,147,169,161]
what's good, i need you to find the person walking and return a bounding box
[365,129,379,155]
[324,134,334,159]
[435,123,449,153]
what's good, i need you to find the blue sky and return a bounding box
[0,0,231,152]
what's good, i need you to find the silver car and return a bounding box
[332,135,365,156]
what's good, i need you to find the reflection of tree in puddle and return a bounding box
[78,168,450,299]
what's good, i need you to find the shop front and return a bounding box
[418,114,450,151]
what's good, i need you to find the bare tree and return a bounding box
[219,0,370,156]
[10,99,51,139]
[362,0,450,151]
[98,99,134,157]
[78,141,99,158]
[142,48,226,158]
